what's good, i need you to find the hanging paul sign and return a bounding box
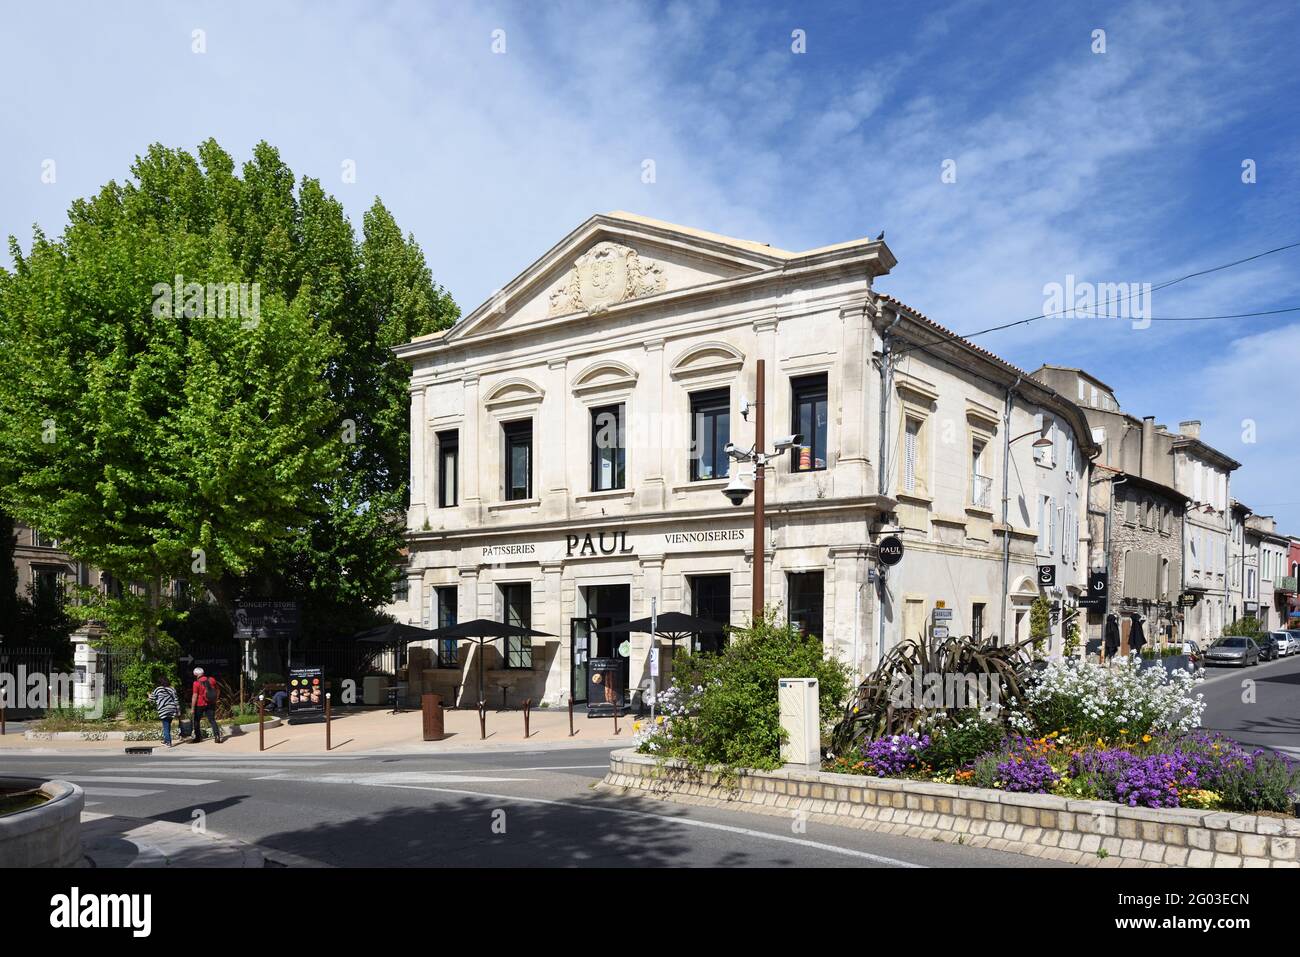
[1037,564,1056,587]
[287,667,325,724]
[878,536,904,566]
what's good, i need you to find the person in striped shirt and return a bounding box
[148,674,181,747]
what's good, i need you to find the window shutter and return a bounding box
[903,420,917,492]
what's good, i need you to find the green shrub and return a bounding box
[926,712,1006,771]
[641,612,850,772]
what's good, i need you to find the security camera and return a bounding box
[773,433,803,452]
[722,472,753,506]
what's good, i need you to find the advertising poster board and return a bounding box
[287,667,325,724]
[585,656,628,717]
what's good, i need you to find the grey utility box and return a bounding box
[778,677,820,767]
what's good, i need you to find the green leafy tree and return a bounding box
[0,139,457,702]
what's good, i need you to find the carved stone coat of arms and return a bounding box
[548,242,666,316]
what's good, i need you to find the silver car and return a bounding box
[1205,636,1260,667]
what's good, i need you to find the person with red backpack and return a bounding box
[189,667,224,744]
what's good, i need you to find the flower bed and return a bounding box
[823,658,1299,816]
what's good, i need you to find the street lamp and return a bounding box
[722,358,801,618]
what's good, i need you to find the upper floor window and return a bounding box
[790,374,828,472]
[903,417,922,493]
[392,577,410,602]
[1033,421,1056,467]
[590,404,626,491]
[970,438,992,508]
[32,528,59,548]
[437,430,459,508]
[503,419,533,501]
[690,388,730,481]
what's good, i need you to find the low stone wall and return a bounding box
[0,777,85,868]
[600,748,1300,868]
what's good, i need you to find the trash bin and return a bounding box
[422,693,444,741]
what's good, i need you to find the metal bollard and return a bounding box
[478,700,487,740]
[523,698,531,739]
[258,694,265,752]
[568,698,574,736]
[325,692,332,751]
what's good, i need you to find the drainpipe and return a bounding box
[876,307,902,666]
[998,377,1021,644]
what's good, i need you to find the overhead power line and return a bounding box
[884,239,1300,361]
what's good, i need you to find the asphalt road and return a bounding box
[0,745,1058,868]
[1197,648,1300,759]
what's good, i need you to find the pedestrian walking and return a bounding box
[148,673,181,747]
[189,667,224,744]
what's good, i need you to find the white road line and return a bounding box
[380,783,927,868]
[79,787,164,798]
[62,776,218,786]
[260,772,532,784]
[85,766,312,775]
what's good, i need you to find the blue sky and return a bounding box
[3,0,1299,528]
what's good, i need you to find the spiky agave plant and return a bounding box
[831,633,1036,755]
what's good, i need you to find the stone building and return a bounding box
[390,213,1096,707]
[1247,514,1290,630]
[1030,366,1185,649]
[1171,422,1239,646]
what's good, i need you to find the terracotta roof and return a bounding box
[873,293,1036,380]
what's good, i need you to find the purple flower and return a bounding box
[996,754,1058,792]
[858,733,931,776]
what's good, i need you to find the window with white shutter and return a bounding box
[903,417,919,493]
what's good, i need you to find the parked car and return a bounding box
[1181,639,1204,668]
[1284,630,1300,655]
[1270,631,1296,657]
[1205,636,1260,667]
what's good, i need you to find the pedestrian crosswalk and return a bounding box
[57,754,370,807]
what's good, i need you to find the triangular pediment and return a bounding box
[443,212,793,343]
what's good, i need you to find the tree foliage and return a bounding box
[0,140,458,672]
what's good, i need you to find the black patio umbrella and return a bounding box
[353,622,444,674]
[421,618,555,704]
[595,610,725,648]
[1104,614,1121,659]
[354,623,443,645]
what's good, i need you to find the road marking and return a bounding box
[85,765,315,775]
[62,776,218,786]
[79,787,164,798]
[260,772,532,785]
[379,783,927,867]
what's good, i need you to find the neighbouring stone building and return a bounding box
[1030,367,1185,649]
[1247,514,1290,631]
[389,213,1096,707]
[1171,421,1240,647]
